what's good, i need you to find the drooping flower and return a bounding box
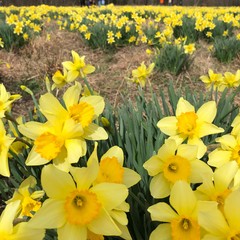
[0,201,45,240]
[28,164,128,240]
[62,50,95,82]
[6,176,44,218]
[0,119,15,177]
[18,82,108,172]
[199,69,224,91]
[195,161,238,212]
[131,62,155,87]
[198,190,240,240]
[0,83,21,118]
[143,138,212,199]
[157,97,224,158]
[208,133,240,187]
[148,181,202,240]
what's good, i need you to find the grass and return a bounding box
[0,24,239,117]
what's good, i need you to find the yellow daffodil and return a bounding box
[157,97,224,158]
[131,62,155,87]
[87,143,139,240]
[231,113,240,136]
[0,201,45,240]
[0,83,21,118]
[198,190,240,240]
[62,50,95,82]
[184,43,196,55]
[18,82,108,172]
[52,67,69,90]
[195,161,238,212]
[148,181,201,240]
[208,133,240,187]
[88,143,141,187]
[199,69,224,91]
[221,70,240,91]
[0,119,15,177]
[143,138,212,198]
[28,164,128,239]
[0,37,4,48]
[6,176,44,218]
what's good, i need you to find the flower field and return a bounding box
[0,4,240,240]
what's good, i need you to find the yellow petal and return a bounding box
[150,174,171,199]
[224,189,240,230]
[25,147,50,166]
[198,123,224,138]
[28,199,66,229]
[123,168,141,188]
[18,176,37,196]
[39,93,67,123]
[41,164,75,199]
[91,183,128,210]
[0,201,20,233]
[149,224,171,240]
[157,117,178,136]
[198,201,229,235]
[82,123,108,140]
[63,82,81,110]
[66,70,80,82]
[58,222,87,240]
[208,149,231,168]
[101,146,124,166]
[177,144,198,161]
[88,208,121,236]
[190,160,213,183]
[170,181,197,216]
[110,209,128,225]
[143,155,163,176]
[148,202,178,222]
[65,139,87,163]
[176,98,195,117]
[62,61,75,70]
[197,101,217,123]
[187,138,207,159]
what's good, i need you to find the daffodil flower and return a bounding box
[6,176,44,218]
[199,69,224,91]
[131,62,155,87]
[0,83,21,118]
[28,164,128,240]
[195,161,238,212]
[0,119,15,177]
[51,67,69,90]
[198,190,240,240]
[148,181,202,240]
[157,97,224,158]
[18,82,108,172]
[221,70,240,91]
[62,50,95,81]
[143,138,213,198]
[0,201,45,240]
[208,133,240,187]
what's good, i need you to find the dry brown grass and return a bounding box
[0,27,240,117]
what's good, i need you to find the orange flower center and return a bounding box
[212,189,232,212]
[95,157,124,184]
[35,132,64,160]
[171,217,200,240]
[163,155,191,183]
[21,196,42,217]
[177,112,198,138]
[229,232,240,240]
[64,189,101,226]
[69,102,94,128]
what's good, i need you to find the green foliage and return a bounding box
[154,44,192,75]
[173,15,199,43]
[213,36,240,63]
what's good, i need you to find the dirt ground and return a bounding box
[0,27,240,117]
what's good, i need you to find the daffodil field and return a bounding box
[1,3,240,240]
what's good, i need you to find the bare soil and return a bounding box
[0,27,240,117]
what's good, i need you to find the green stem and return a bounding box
[14,137,32,148]
[83,76,94,95]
